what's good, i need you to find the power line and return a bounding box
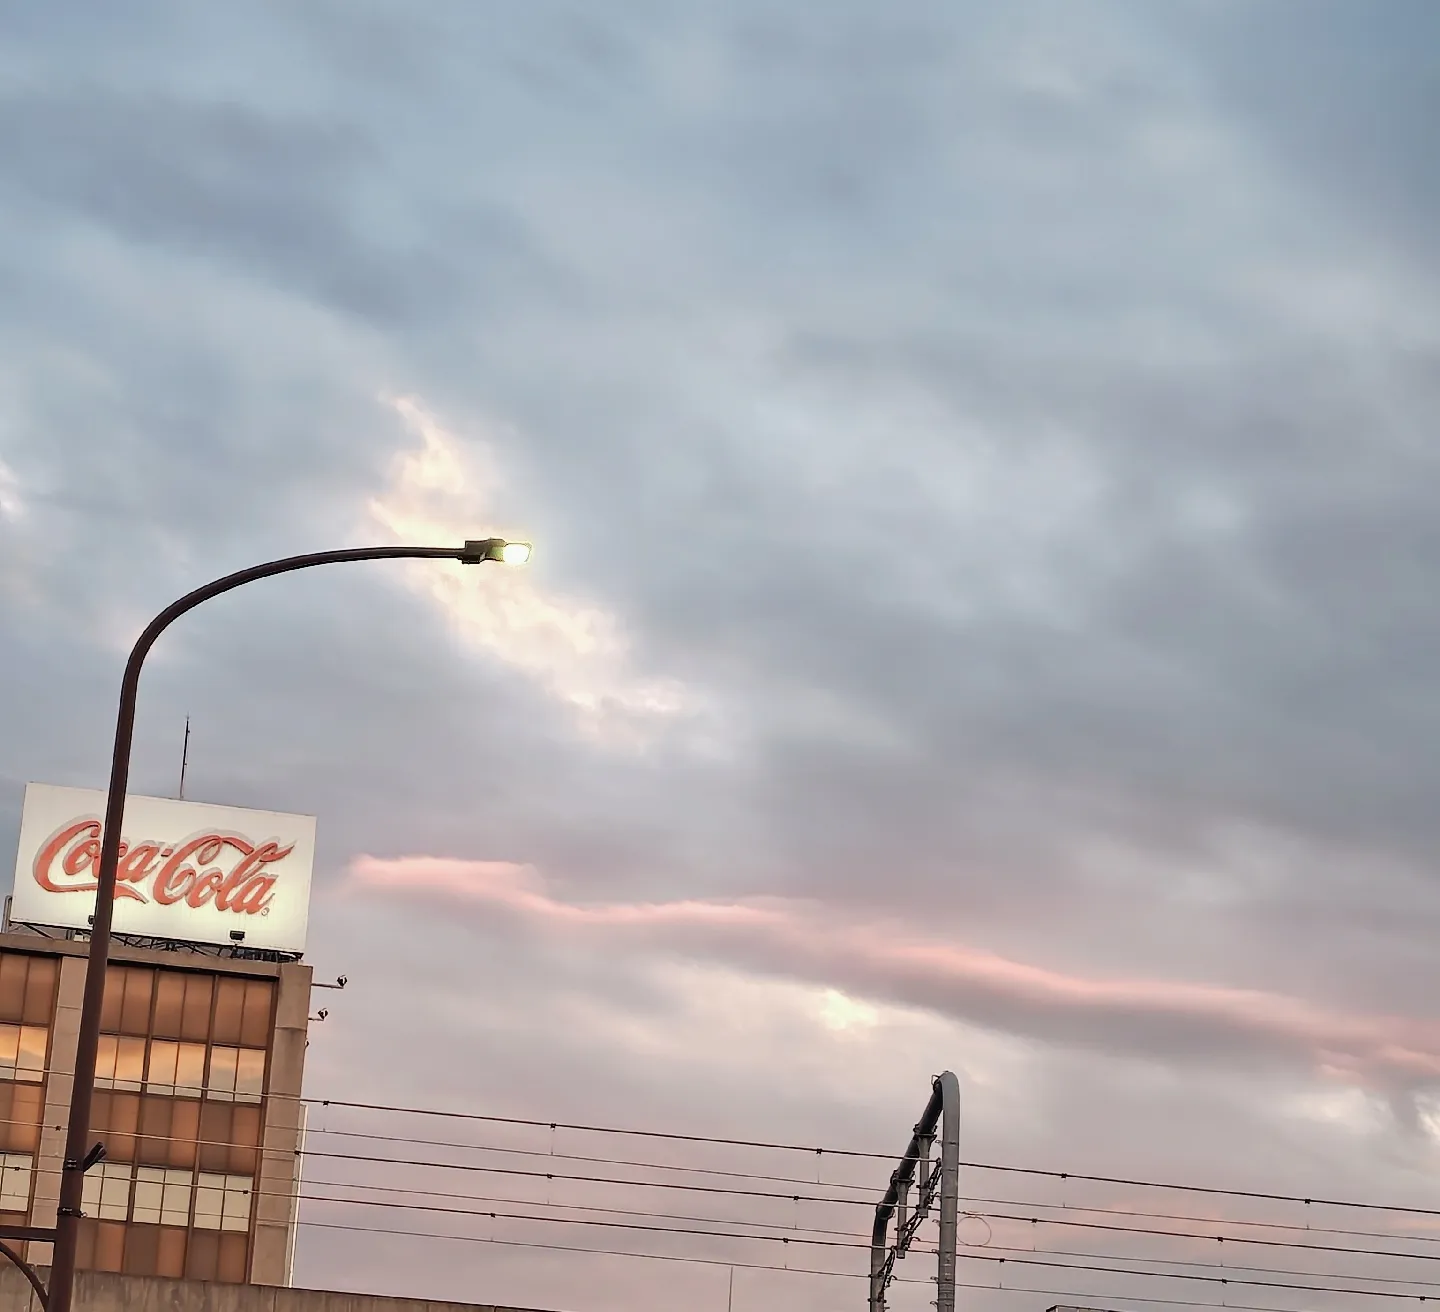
[300,1180,864,1244]
[305,1124,881,1194]
[293,1145,1440,1267]
[1013,1241,1440,1294]
[280,1120,1440,1254]
[299,1145,864,1207]
[291,1188,1440,1294]
[976,1207,1440,1265]
[34,1145,1440,1292]
[974,1195,1440,1249]
[23,1137,1440,1302]
[304,1093,1440,1221]
[295,1175,1440,1277]
[175,1155,1440,1288]
[297,1122,1440,1251]
[28,1112,1440,1267]
[20,1065,1440,1299]
[188,1172,1440,1295]
[292,1191,1440,1300]
[957,1249,1440,1302]
[303,1095,894,1159]
[290,1216,1435,1310]
[26,1151,865,1245]
[20,1101,1440,1273]
[14,1070,1440,1224]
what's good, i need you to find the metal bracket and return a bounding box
[63,1143,106,1176]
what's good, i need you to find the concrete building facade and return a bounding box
[0,1269,553,1312]
[0,932,309,1286]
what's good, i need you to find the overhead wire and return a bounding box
[963,1207,1440,1265]
[290,1145,1440,1267]
[305,1124,884,1195]
[296,1123,1440,1250]
[15,1057,1440,1298]
[294,1175,1440,1274]
[27,1146,1440,1297]
[11,1061,1440,1223]
[288,1189,1440,1295]
[11,1140,1440,1305]
[15,1109,1440,1269]
[287,1214,1440,1304]
[21,1145,1440,1299]
[291,1219,1329,1312]
[301,1092,1440,1221]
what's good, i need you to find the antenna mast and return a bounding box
[178,717,191,799]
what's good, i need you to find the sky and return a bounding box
[3,1,1440,1309]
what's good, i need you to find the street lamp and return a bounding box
[25,538,530,1312]
[460,538,532,565]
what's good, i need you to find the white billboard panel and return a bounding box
[11,784,314,953]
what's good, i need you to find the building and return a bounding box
[0,933,309,1285]
[4,783,317,1286]
[0,1268,555,1312]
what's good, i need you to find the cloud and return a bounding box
[367,395,700,742]
[349,854,777,929]
[816,988,880,1034]
[0,457,32,605]
[4,1,1440,1308]
[349,854,1440,1093]
[0,458,21,521]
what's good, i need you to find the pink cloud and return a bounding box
[350,856,784,928]
[347,855,1440,1088]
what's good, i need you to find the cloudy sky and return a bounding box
[4,1,1440,1309]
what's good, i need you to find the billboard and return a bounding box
[11,783,314,953]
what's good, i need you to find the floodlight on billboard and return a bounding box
[10,783,315,953]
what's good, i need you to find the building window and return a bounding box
[212,978,273,1048]
[95,969,274,1104]
[94,1034,146,1091]
[136,1094,201,1170]
[0,954,58,1027]
[82,1161,134,1222]
[98,1036,266,1102]
[80,1160,254,1234]
[0,1153,32,1211]
[195,1101,260,1175]
[207,1046,265,1103]
[0,1024,47,1082]
[188,1228,249,1283]
[152,972,213,1043]
[146,1039,207,1096]
[194,1174,253,1231]
[100,966,156,1036]
[133,1167,193,1227]
[0,1082,44,1153]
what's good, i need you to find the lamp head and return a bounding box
[460,538,532,565]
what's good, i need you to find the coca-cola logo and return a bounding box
[33,819,296,917]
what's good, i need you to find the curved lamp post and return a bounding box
[18,539,531,1312]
